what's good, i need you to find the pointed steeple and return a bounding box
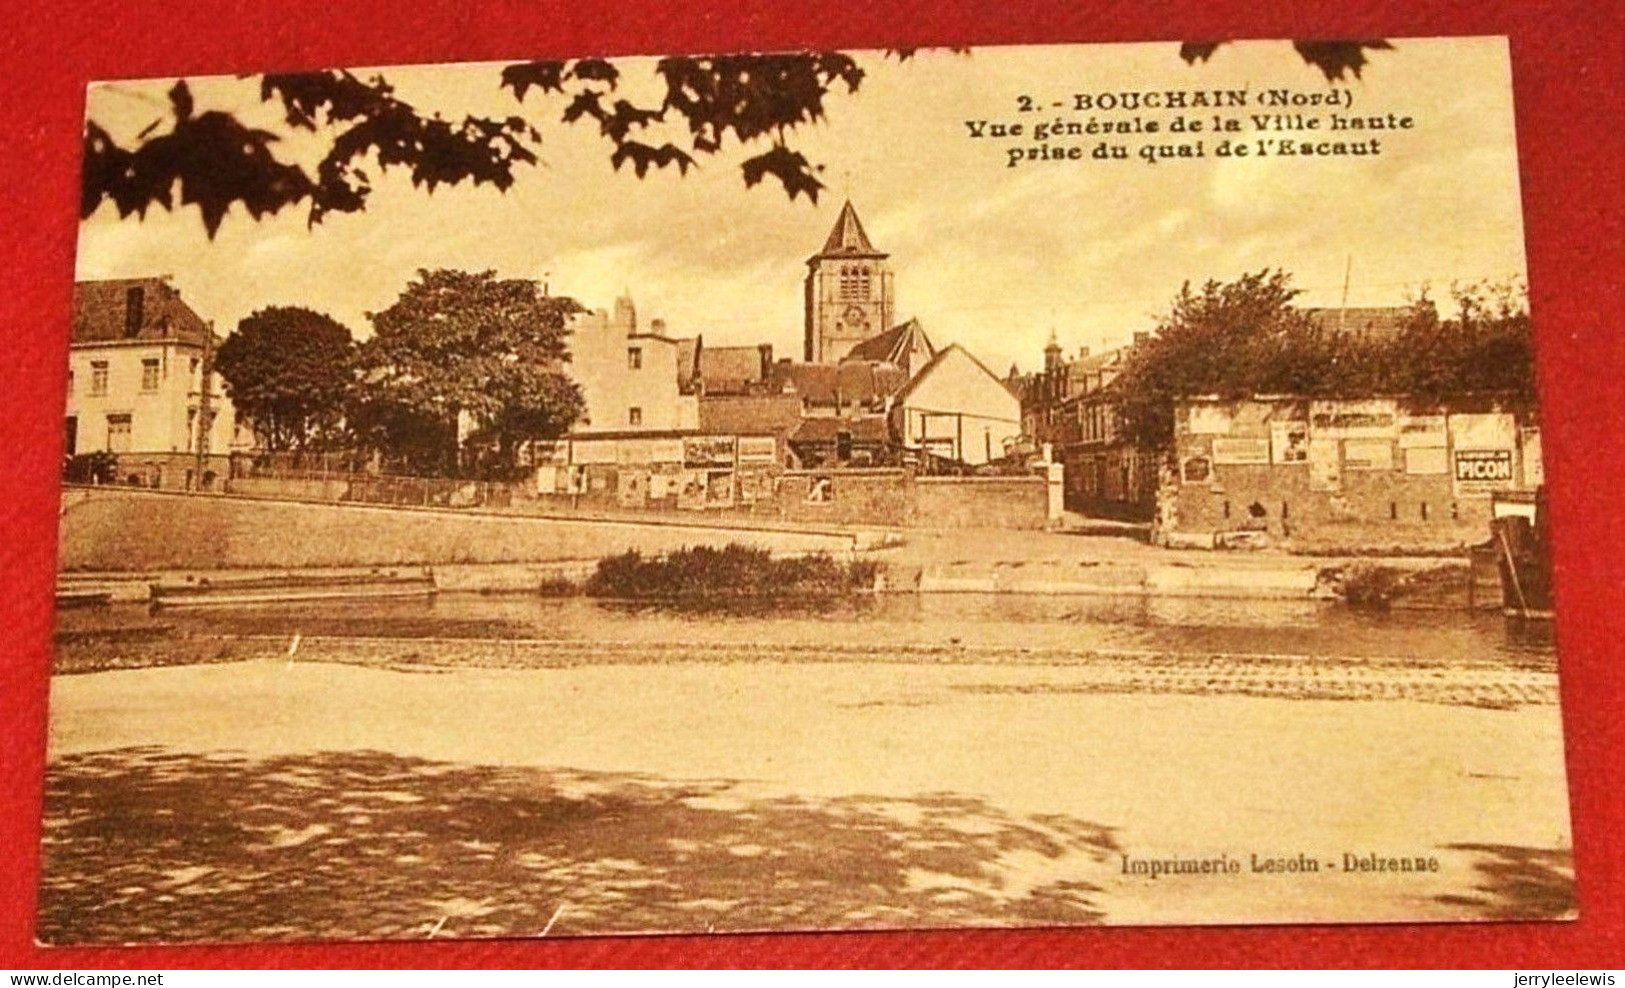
[1044,329,1063,372]
[816,200,884,257]
[804,198,894,363]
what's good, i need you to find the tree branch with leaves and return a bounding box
[81,41,1389,237]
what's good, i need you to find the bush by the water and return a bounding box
[536,575,582,597]
[1338,563,1403,608]
[585,544,878,599]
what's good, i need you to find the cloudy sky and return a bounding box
[77,37,1526,375]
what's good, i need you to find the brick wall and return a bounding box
[1164,397,1539,550]
[776,469,914,526]
[59,487,856,571]
[773,470,1049,530]
[914,476,1050,531]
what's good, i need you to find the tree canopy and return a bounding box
[1387,281,1536,405]
[213,306,356,452]
[82,42,1388,237]
[1112,271,1535,449]
[349,268,585,476]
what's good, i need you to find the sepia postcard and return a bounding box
[44,35,1572,944]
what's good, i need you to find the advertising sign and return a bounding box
[677,470,710,510]
[1308,438,1342,491]
[1309,399,1398,439]
[1397,413,1447,449]
[616,438,684,464]
[1212,437,1271,465]
[535,464,559,494]
[616,469,648,507]
[1449,412,1516,450]
[1269,421,1309,464]
[569,439,618,465]
[1454,449,1515,496]
[1404,446,1449,475]
[1449,413,1518,496]
[1187,405,1233,436]
[683,435,736,469]
[737,435,778,465]
[1343,441,1394,471]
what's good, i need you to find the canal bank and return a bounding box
[60,486,1481,605]
[57,540,1470,606]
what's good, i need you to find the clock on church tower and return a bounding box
[803,200,895,363]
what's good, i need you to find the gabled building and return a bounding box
[770,359,912,419]
[840,317,937,379]
[564,293,700,433]
[1049,341,1156,518]
[890,345,1022,467]
[66,277,250,488]
[769,359,912,467]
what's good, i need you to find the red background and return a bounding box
[2,0,1621,969]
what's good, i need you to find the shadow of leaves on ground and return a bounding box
[40,747,1118,944]
[1434,842,1576,920]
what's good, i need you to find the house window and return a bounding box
[141,358,161,391]
[90,361,109,396]
[105,413,132,453]
[628,407,643,426]
[627,347,643,370]
[124,286,144,337]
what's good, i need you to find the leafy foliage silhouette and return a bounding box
[1180,40,1394,79]
[83,42,1388,237]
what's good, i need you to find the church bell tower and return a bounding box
[804,200,894,363]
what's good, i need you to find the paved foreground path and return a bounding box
[39,651,1573,943]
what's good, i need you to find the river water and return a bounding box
[68,592,1557,671]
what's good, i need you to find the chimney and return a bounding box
[757,343,774,381]
[613,293,636,333]
[650,318,666,335]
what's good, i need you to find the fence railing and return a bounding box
[343,475,514,510]
[227,452,519,510]
[229,450,375,479]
